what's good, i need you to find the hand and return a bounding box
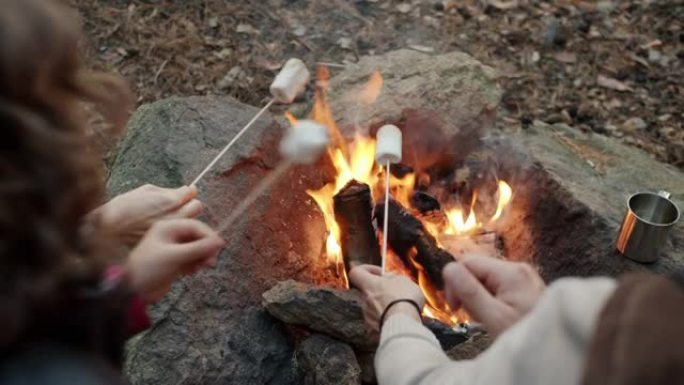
[443,256,546,337]
[125,218,225,302]
[348,265,425,331]
[95,184,203,246]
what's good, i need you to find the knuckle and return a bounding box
[512,262,533,278]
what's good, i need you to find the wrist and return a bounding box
[385,302,422,321]
[379,299,423,329]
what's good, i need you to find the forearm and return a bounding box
[375,278,617,385]
[375,310,458,385]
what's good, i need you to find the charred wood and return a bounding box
[411,191,441,214]
[334,180,382,273]
[375,199,455,289]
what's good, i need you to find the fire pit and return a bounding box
[274,66,516,328]
[109,49,684,385]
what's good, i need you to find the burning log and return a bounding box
[334,180,382,272]
[411,191,441,213]
[375,199,455,289]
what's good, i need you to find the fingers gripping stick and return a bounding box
[190,58,310,187]
[375,124,402,274]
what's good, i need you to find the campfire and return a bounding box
[296,67,514,326]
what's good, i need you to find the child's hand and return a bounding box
[95,184,203,246]
[125,218,224,302]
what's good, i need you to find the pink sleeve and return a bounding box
[104,265,151,335]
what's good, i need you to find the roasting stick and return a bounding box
[218,159,293,232]
[190,99,274,187]
[190,58,310,187]
[375,125,403,274]
[381,159,391,273]
[217,120,330,232]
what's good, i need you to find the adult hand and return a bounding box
[95,184,203,246]
[125,218,224,302]
[443,256,545,337]
[349,265,425,331]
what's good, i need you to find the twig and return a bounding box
[153,59,169,85]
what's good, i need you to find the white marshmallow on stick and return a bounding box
[270,58,310,104]
[190,58,310,187]
[375,124,403,274]
[279,120,330,164]
[218,120,330,233]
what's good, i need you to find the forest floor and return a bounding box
[71,0,683,169]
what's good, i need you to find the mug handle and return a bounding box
[658,190,671,199]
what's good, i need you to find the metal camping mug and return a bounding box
[616,191,680,263]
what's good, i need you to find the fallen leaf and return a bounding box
[488,0,519,10]
[408,45,435,53]
[236,23,259,35]
[597,75,633,92]
[337,37,353,49]
[396,3,412,13]
[553,51,577,64]
[640,39,662,50]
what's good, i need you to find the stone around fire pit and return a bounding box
[326,49,502,137]
[296,334,362,385]
[505,121,684,279]
[262,280,377,351]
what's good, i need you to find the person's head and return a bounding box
[0,0,132,353]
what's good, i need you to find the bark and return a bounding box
[334,180,382,272]
[375,199,455,289]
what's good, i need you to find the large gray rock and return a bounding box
[326,49,502,137]
[110,96,331,385]
[263,280,376,351]
[499,122,683,279]
[296,334,362,385]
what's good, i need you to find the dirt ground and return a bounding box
[70,0,683,169]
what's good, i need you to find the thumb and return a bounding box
[443,262,507,327]
[170,185,199,208]
[349,264,382,290]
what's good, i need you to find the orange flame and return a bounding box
[358,70,383,105]
[306,70,386,286]
[284,112,298,126]
[491,181,513,222]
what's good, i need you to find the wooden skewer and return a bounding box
[217,159,293,233]
[381,159,390,274]
[190,98,275,187]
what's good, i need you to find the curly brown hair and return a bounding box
[0,0,133,355]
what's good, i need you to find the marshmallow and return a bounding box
[375,124,402,164]
[270,58,310,104]
[280,120,330,164]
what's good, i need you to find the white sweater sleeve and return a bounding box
[375,278,617,385]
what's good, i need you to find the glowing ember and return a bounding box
[299,66,514,326]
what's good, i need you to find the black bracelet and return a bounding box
[379,299,422,329]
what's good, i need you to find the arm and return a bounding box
[375,278,617,385]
